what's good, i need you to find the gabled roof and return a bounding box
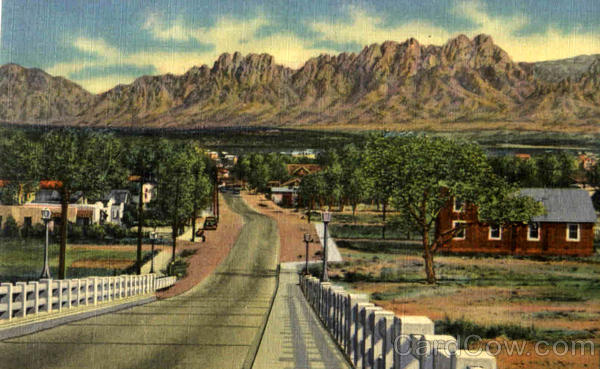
[520,188,597,223]
[286,164,322,176]
[106,190,131,205]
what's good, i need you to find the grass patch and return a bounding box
[435,316,594,345]
[329,224,414,240]
[0,238,149,282]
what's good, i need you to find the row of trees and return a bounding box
[298,135,544,283]
[0,128,213,279]
[232,152,305,191]
[488,153,577,188]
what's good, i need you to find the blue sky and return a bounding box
[1,0,598,93]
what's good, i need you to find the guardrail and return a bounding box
[0,274,177,322]
[154,276,176,291]
[300,274,497,369]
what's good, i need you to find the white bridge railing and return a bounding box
[300,274,497,369]
[0,274,176,322]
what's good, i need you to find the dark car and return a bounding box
[203,216,218,230]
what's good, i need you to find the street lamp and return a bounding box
[303,233,313,275]
[321,211,331,282]
[149,232,157,274]
[40,208,52,279]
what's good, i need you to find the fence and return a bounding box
[300,274,497,369]
[0,274,176,322]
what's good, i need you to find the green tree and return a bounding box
[0,130,42,204]
[299,172,327,223]
[389,136,543,284]
[364,134,404,238]
[123,140,159,274]
[339,144,371,223]
[40,129,124,279]
[265,152,290,183]
[153,141,196,262]
[323,151,344,210]
[536,153,575,187]
[190,150,212,242]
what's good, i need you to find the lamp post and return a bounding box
[321,211,331,282]
[150,232,157,274]
[40,208,52,279]
[303,233,313,275]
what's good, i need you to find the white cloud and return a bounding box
[311,6,454,48]
[312,1,600,62]
[48,1,600,93]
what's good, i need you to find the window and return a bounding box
[528,223,540,241]
[453,221,466,240]
[567,223,580,242]
[453,198,465,212]
[489,224,502,240]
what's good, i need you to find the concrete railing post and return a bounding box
[346,294,369,358]
[0,283,13,320]
[15,282,28,318]
[358,304,381,369]
[393,316,435,369]
[31,281,40,314]
[39,279,52,313]
[66,280,73,309]
[92,277,99,305]
[372,310,395,369]
[56,280,63,312]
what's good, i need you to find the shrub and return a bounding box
[30,223,46,238]
[3,216,20,238]
[86,224,106,240]
[68,223,83,240]
[102,223,127,239]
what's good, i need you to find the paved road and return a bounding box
[0,195,279,369]
[253,264,352,369]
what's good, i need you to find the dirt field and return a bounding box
[242,192,323,263]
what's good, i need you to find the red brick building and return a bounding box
[437,188,597,256]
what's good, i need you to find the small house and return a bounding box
[270,187,299,207]
[437,188,597,256]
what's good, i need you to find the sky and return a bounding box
[1,0,599,93]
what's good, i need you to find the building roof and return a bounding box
[286,164,322,176]
[40,180,63,189]
[520,188,597,223]
[33,189,62,204]
[270,187,298,193]
[106,190,131,205]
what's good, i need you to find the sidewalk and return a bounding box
[253,263,351,369]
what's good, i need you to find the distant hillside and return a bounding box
[0,64,95,123]
[1,34,599,130]
[529,54,600,83]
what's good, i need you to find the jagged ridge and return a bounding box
[1,34,599,128]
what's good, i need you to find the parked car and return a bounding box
[203,216,218,230]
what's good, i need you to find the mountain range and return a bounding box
[1,34,599,130]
